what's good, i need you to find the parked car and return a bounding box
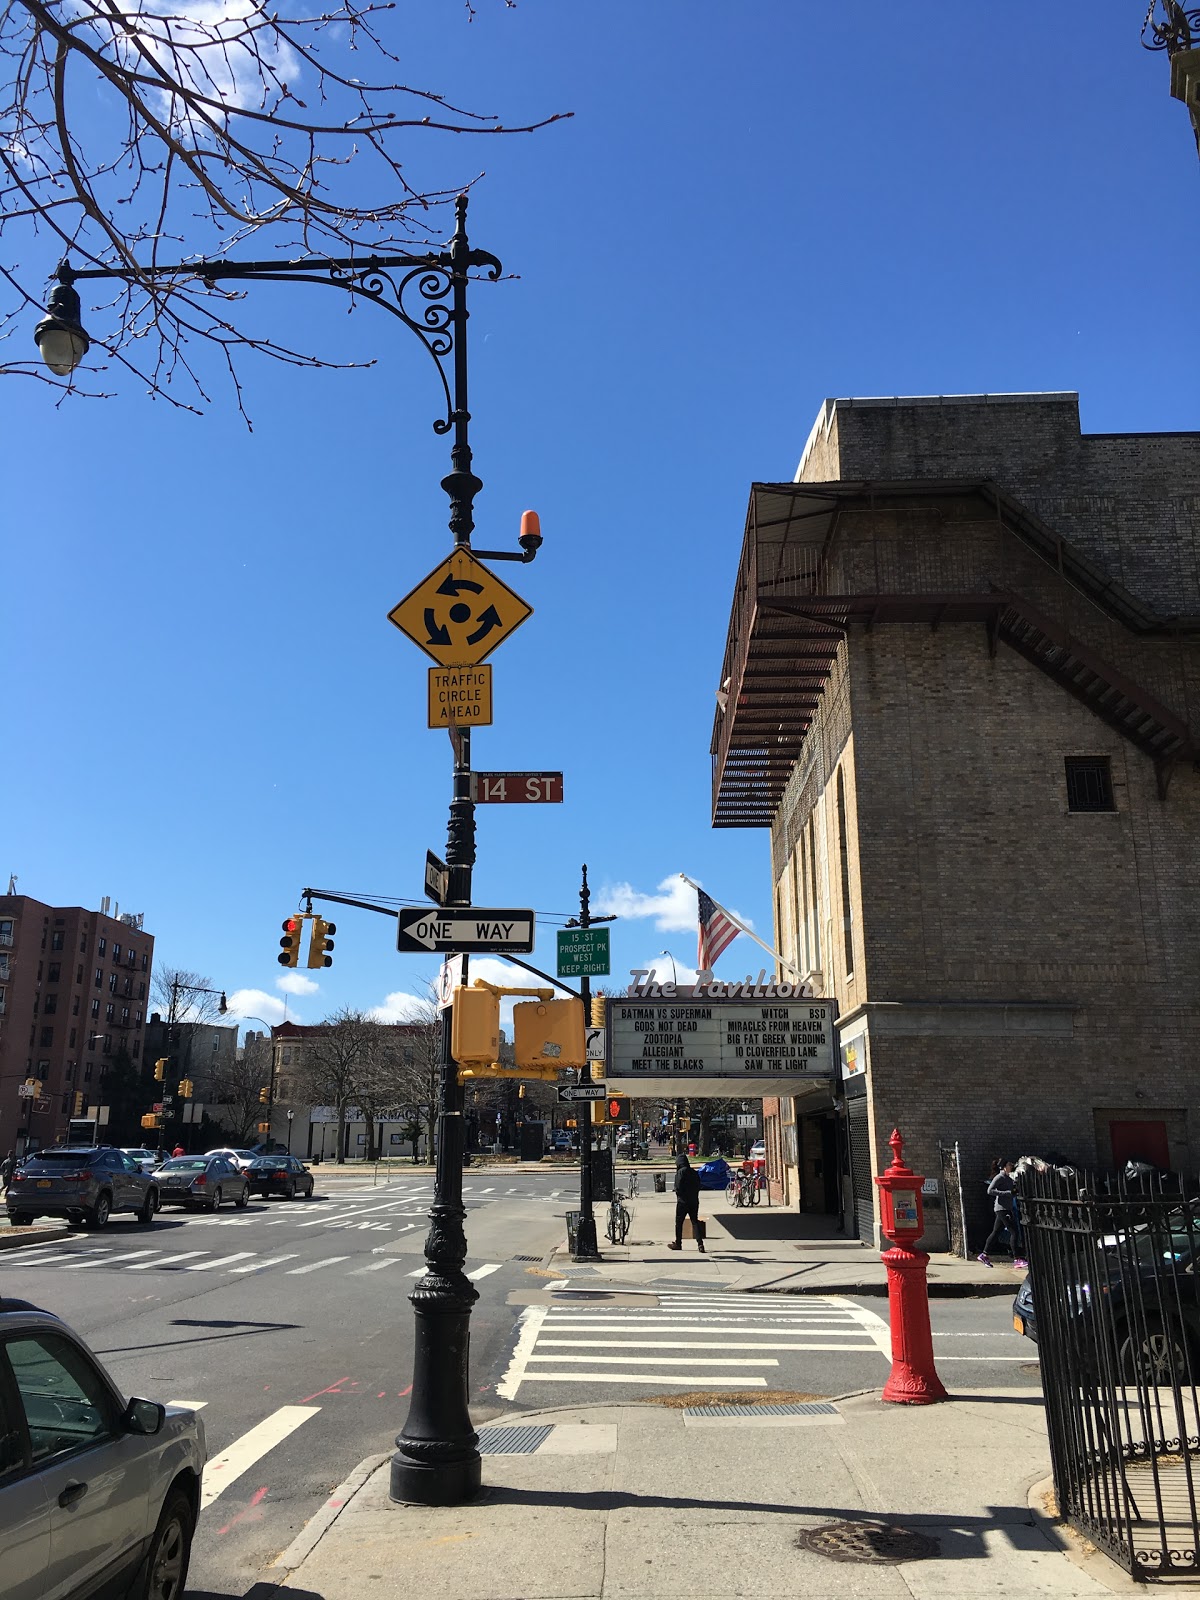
[156,1155,250,1211]
[0,1295,205,1600]
[547,1132,573,1154]
[203,1147,258,1173]
[245,1156,314,1200]
[748,1140,766,1164]
[6,1147,159,1230]
[1013,1210,1200,1383]
[120,1147,164,1173]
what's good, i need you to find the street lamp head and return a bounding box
[34,268,90,376]
[517,510,542,555]
[218,992,228,1014]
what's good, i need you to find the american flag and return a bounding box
[697,888,740,970]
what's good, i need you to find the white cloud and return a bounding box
[595,874,698,932]
[224,988,288,1025]
[277,973,319,996]
[367,991,430,1024]
[637,953,699,987]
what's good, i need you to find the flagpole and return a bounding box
[679,873,807,981]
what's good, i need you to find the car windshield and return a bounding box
[160,1159,209,1172]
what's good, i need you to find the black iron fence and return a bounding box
[1018,1166,1200,1581]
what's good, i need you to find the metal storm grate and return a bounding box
[794,1521,940,1564]
[685,1402,837,1419]
[510,1254,542,1262]
[475,1424,553,1456]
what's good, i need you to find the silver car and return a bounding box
[155,1154,250,1211]
[0,1297,206,1600]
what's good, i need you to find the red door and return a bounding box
[1109,1119,1170,1170]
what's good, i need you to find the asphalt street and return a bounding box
[0,1165,1039,1598]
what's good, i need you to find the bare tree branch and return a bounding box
[0,0,569,408]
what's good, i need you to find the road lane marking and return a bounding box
[539,1338,879,1351]
[186,1253,256,1271]
[126,1251,208,1270]
[828,1293,893,1364]
[479,1187,495,1194]
[58,1249,158,1269]
[466,1263,501,1280]
[229,1254,299,1273]
[167,1400,208,1410]
[528,1355,780,1366]
[496,1305,548,1400]
[540,1322,864,1334]
[519,1372,768,1386]
[407,1268,425,1277]
[349,1259,401,1274]
[285,1256,350,1274]
[199,1405,320,1510]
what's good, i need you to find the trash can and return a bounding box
[654,1172,666,1193]
[566,1210,582,1254]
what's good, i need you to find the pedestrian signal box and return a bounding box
[513,998,586,1070]
[600,1096,630,1126]
[451,985,501,1066]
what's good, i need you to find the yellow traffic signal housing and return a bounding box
[602,1096,631,1126]
[257,1120,271,1134]
[258,1085,270,1104]
[307,915,336,970]
[140,1112,161,1130]
[513,998,586,1070]
[177,1079,194,1100]
[590,995,606,1028]
[153,1058,167,1082]
[451,985,500,1066]
[278,915,304,967]
[73,1092,84,1116]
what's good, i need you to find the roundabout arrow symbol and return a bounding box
[423,608,451,646]
[466,605,502,646]
[437,574,484,597]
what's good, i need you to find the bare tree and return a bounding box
[151,966,222,1025]
[206,1033,271,1146]
[0,0,568,409]
[290,1005,377,1163]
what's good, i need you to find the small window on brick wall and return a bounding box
[1066,756,1115,813]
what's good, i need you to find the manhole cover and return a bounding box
[794,1521,939,1564]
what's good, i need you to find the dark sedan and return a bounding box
[245,1156,314,1200]
[155,1154,250,1211]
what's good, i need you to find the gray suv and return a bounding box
[0,1297,206,1600]
[6,1146,159,1230]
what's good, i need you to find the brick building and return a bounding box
[710,393,1200,1247]
[0,893,155,1154]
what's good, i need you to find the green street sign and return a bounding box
[557,927,611,978]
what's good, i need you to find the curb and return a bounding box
[1025,1473,1138,1595]
[0,1227,66,1251]
[273,1452,390,1572]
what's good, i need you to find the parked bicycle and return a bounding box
[606,1187,631,1244]
[727,1170,758,1207]
[626,1168,640,1200]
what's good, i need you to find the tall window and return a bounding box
[807,817,821,972]
[836,768,854,977]
[792,846,807,976]
[1065,756,1115,813]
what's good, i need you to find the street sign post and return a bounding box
[557,927,610,978]
[427,665,493,729]
[388,548,533,667]
[586,1027,605,1060]
[396,908,535,955]
[425,850,449,906]
[557,1084,607,1103]
[470,772,563,804]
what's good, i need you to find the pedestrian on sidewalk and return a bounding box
[0,1149,13,1191]
[978,1158,1025,1268]
[669,1154,704,1253]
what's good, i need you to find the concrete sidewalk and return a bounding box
[554,1185,1024,1297]
[276,1388,1140,1599]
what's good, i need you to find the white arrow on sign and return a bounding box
[586,1027,605,1061]
[396,908,535,955]
[557,1084,607,1102]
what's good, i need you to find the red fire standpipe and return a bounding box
[874,1128,947,1405]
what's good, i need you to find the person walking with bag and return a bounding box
[978,1158,1025,1268]
[668,1153,704,1253]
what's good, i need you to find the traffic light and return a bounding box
[153,1058,167,1082]
[258,1085,270,1104]
[278,915,304,967]
[606,1096,630,1125]
[451,985,500,1067]
[140,1112,162,1130]
[73,1092,84,1116]
[517,1084,526,1099]
[513,998,586,1070]
[257,1120,271,1134]
[307,915,336,969]
[591,995,606,1028]
[177,1079,194,1100]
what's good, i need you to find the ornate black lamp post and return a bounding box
[1143,1,1200,156]
[35,197,533,1505]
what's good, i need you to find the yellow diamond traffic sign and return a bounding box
[388,548,533,667]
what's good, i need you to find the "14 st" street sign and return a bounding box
[470,771,563,804]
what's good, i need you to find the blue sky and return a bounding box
[7,2,1200,1033]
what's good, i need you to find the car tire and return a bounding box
[8,1211,32,1227]
[1118,1315,1192,1386]
[304,1181,314,1199]
[137,1189,158,1226]
[87,1194,111,1230]
[135,1485,194,1600]
[285,1181,296,1201]
[209,1186,222,1212]
[235,1185,249,1209]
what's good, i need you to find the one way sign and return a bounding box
[395,908,535,955]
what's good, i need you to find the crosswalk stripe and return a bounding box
[541,1322,862,1334]
[467,1263,501,1281]
[58,1249,157,1269]
[199,1405,320,1510]
[167,1400,208,1410]
[519,1372,769,1387]
[286,1256,350,1274]
[538,1338,879,1351]
[407,1267,425,1277]
[528,1355,780,1367]
[229,1254,299,1273]
[186,1252,256,1271]
[348,1259,400,1274]
[126,1251,207,1270]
